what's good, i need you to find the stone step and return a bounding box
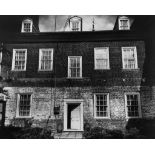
[54,131,83,139]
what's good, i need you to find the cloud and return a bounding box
[39,15,117,32]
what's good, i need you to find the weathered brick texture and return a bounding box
[4,85,155,131]
[2,41,145,87]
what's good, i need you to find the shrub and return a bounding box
[106,129,124,139]
[83,126,123,139]
[124,127,146,139]
[0,126,54,139]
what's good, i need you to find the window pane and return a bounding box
[69,57,81,78]
[123,48,137,69]
[126,94,139,117]
[72,21,79,31]
[120,19,129,30]
[40,50,52,70]
[24,22,31,32]
[14,50,26,70]
[95,48,109,69]
[19,94,31,117]
[95,94,108,117]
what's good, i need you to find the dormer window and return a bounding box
[72,21,80,31]
[21,19,33,33]
[118,16,130,30]
[64,16,82,31]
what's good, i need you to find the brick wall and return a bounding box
[4,85,155,131]
[2,41,145,87]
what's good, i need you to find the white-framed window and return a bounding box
[119,16,130,30]
[39,48,53,71]
[71,21,80,31]
[16,94,32,118]
[122,47,138,69]
[94,93,110,119]
[125,93,142,118]
[12,49,27,71]
[21,19,33,33]
[94,47,110,70]
[68,56,82,78]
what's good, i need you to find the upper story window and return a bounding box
[125,93,141,118]
[64,16,82,31]
[21,19,33,33]
[16,94,32,117]
[118,16,130,30]
[122,47,138,69]
[68,56,82,78]
[94,47,110,70]
[94,93,110,119]
[72,21,79,31]
[12,49,27,71]
[39,49,53,71]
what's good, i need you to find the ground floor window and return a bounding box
[94,93,110,118]
[125,93,141,118]
[16,94,31,117]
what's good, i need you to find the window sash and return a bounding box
[119,19,130,30]
[39,49,53,71]
[12,49,27,71]
[24,23,31,32]
[17,94,31,117]
[68,56,82,78]
[125,93,141,118]
[72,22,79,31]
[94,94,110,118]
[122,47,138,69]
[22,19,33,33]
[94,47,109,69]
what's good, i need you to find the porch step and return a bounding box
[54,131,83,139]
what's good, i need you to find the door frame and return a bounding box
[64,99,83,131]
[0,101,6,127]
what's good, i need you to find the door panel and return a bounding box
[71,104,80,130]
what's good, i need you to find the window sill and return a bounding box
[94,68,110,71]
[126,116,142,120]
[122,68,140,71]
[94,117,111,120]
[63,129,84,132]
[38,70,53,72]
[66,77,83,79]
[15,116,32,119]
[11,70,26,72]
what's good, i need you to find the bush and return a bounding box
[83,125,148,139]
[0,126,54,139]
[124,127,146,139]
[83,126,124,139]
[106,129,124,139]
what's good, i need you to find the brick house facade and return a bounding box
[0,15,154,133]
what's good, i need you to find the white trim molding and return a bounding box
[68,56,82,78]
[38,48,54,71]
[63,99,84,131]
[122,46,138,70]
[94,47,110,70]
[12,49,27,71]
[16,93,32,118]
[124,92,142,119]
[94,93,110,119]
[118,16,130,30]
[21,19,33,33]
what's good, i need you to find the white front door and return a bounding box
[70,104,81,130]
[64,99,83,131]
